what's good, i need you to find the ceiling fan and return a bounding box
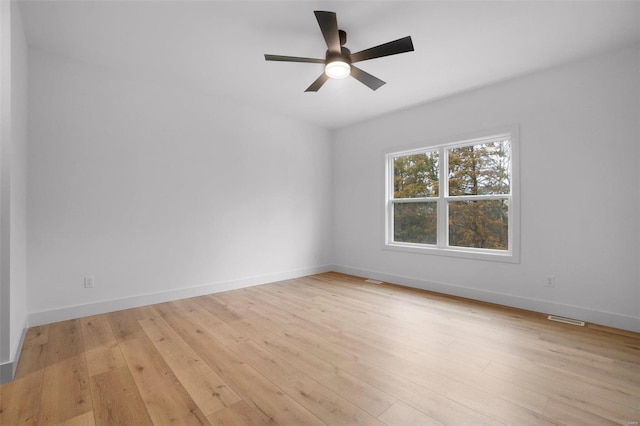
[264,11,414,92]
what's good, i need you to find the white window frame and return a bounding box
[384,127,520,263]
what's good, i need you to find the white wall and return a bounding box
[0,0,28,383]
[27,48,333,324]
[332,45,640,332]
[9,0,28,370]
[0,0,12,379]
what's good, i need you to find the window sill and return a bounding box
[383,242,520,264]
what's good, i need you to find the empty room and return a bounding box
[1,0,639,424]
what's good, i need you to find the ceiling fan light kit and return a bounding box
[325,61,351,79]
[265,11,414,92]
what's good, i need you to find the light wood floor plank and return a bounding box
[89,366,153,426]
[484,361,640,424]
[14,324,50,380]
[251,330,398,417]
[138,315,241,415]
[80,315,127,377]
[175,297,250,346]
[119,335,210,425]
[197,295,245,323]
[52,410,96,426]
[108,309,147,343]
[1,326,49,424]
[2,272,638,426]
[227,339,386,425]
[378,401,446,426]
[543,398,621,426]
[206,400,270,426]
[39,320,93,425]
[250,317,503,425]
[0,371,46,425]
[155,301,325,426]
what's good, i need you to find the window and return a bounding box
[385,129,519,262]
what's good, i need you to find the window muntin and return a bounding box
[386,131,517,261]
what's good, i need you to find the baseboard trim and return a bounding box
[0,325,27,384]
[0,361,13,384]
[29,265,333,327]
[332,264,640,333]
[26,263,640,333]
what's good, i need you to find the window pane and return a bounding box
[448,200,508,250]
[393,202,437,244]
[393,152,439,198]
[448,140,510,196]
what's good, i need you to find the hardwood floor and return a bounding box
[1,272,639,425]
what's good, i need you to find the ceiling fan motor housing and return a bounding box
[326,47,352,65]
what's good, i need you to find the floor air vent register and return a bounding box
[547,315,586,326]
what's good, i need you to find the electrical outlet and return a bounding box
[545,276,556,288]
[84,276,95,288]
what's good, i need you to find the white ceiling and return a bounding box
[19,0,640,129]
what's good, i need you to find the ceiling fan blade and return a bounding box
[305,73,330,92]
[314,11,341,54]
[351,36,414,63]
[350,66,386,91]
[264,54,325,64]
